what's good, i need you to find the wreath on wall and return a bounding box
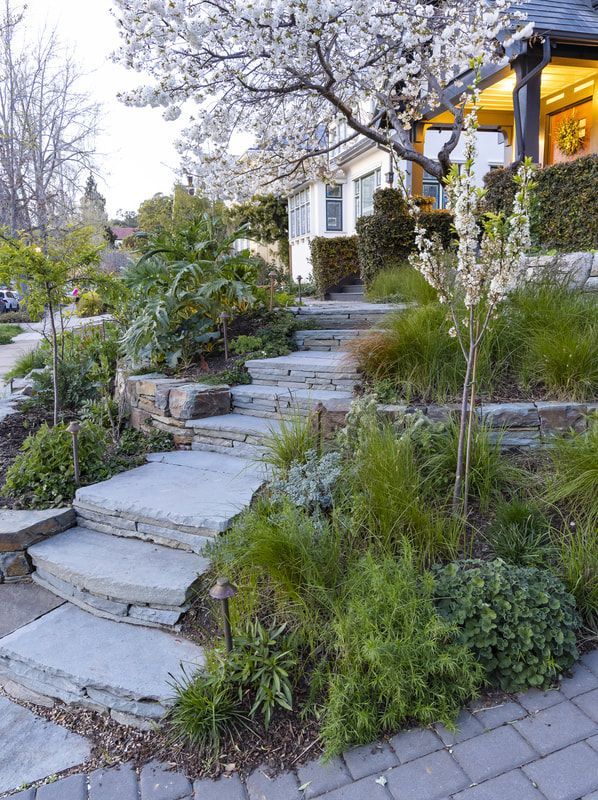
[556,113,585,157]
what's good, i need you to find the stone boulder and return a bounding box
[168,383,230,421]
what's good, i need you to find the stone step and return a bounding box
[327,291,365,301]
[0,508,76,583]
[187,413,282,456]
[291,301,404,329]
[245,350,360,391]
[28,527,210,629]
[73,450,266,553]
[293,328,371,351]
[0,603,203,727]
[231,384,352,418]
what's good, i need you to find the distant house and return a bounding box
[110,226,138,248]
[288,0,598,279]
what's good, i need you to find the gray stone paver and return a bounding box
[35,775,87,800]
[582,651,598,676]
[193,774,247,799]
[434,710,484,746]
[559,664,598,699]
[451,769,545,800]
[451,726,537,783]
[523,742,598,800]
[295,757,352,799]
[513,699,598,755]
[310,773,393,799]
[342,742,398,780]
[140,761,192,799]
[245,765,301,800]
[385,749,469,800]
[573,687,598,723]
[468,699,527,729]
[589,734,598,752]
[89,763,139,800]
[516,688,566,714]
[390,728,444,764]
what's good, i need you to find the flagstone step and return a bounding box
[293,328,371,351]
[245,350,360,391]
[0,603,204,726]
[73,450,266,553]
[188,413,281,456]
[28,527,210,629]
[231,384,352,419]
[291,301,404,329]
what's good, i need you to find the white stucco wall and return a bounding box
[288,130,506,280]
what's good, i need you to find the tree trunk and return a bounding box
[452,349,474,513]
[47,299,59,425]
[462,335,480,519]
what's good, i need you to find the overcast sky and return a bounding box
[26,0,183,217]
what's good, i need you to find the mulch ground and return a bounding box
[0,406,51,508]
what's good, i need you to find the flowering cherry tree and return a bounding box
[114,0,531,198]
[411,98,535,514]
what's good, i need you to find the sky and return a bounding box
[26,0,184,217]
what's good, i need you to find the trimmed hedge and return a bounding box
[356,189,454,286]
[310,235,359,298]
[483,155,598,252]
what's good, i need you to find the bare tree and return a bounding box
[0,1,99,242]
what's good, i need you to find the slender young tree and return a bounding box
[410,94,534,515]
[114,0,532,198]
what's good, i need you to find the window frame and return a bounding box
[325,184,343,231]
[353,168,381,219]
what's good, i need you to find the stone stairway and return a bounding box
[0,301,397,730]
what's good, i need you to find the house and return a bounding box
[110,226,138,248]
[288,0,598,281]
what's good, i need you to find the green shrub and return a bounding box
[223,619,296,728]
[366,265,438,304]
[556,520,598,638]
[485,499,553,567]
[274,449,343,513]
[76,290,105,317]
[2,310,30,324]
[231,334,264,355]
[546,418,598,523]
[3,420,110,507]
[483,155,598,251]
[356,188,453,285]
[434,559,580,692]
[0,323,22,344]
[168,668,251,762]
[321,552,483,755]
[310,235,359,298]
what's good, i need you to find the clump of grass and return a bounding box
[349,420,462,565]
[555,520,598,639]
[367,265,438,305]
[321,551,483,755]
[5,346,46,379]
[168,668,251,762]
[485,498,554,567]
[262,412,318,475]
[545,417,598,523]
[0,323,23,345]
[421,419,530,513]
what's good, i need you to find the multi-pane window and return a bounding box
[289,189,311,238]
[325,184,343,231]
[353,168,381,219]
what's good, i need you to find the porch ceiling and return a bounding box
[479,63,598,111]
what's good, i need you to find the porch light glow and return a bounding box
[546,92,566,106]
[574,80,594,94]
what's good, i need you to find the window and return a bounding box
[289,189,311,238]
[353,168,381,219]
[325,184,343,231]
[423,165,463,210]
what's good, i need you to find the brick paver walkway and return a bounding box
[6,649,598,800]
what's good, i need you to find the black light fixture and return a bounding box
[209,577,238,653]
[385,170,395,186]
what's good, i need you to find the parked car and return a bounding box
[0,289,20,311]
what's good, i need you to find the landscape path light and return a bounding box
[209,576,238,653]
[297,274,303,304]
[268,270,277,311]
[68,420,81,487]
[219,311,230,360]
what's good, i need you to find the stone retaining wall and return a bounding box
[0,509,75,583]
[523,251,598,292]
[122,373,231,447]
[293,328,371,351]
[320,398,597,447]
